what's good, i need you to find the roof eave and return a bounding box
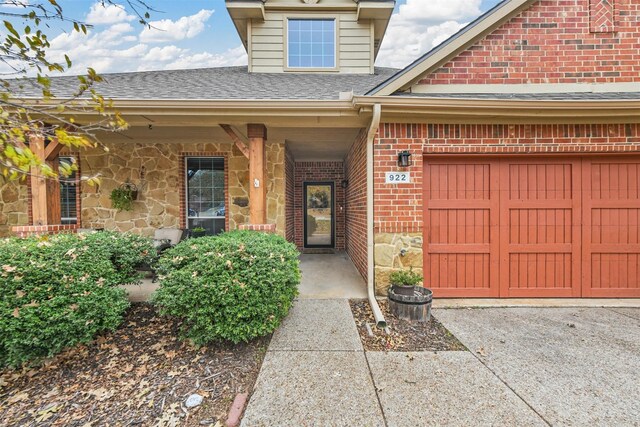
[354,95,640,122]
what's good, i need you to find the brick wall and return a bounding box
[12,224,77,238]
[371,121,640,294]
[344,130,368,280]
[375,125,424,235]
[375,123,640,233]
[294,161,345,251]
[418,0,640,85]
[285,146,295,244]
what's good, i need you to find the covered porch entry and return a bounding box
[285,126,369,297]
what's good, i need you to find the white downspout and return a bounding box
[367,104,386,328]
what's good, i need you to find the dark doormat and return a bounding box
[302,248,336,254]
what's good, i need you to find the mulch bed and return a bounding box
[350,299,466,352]
[0,303,269,427]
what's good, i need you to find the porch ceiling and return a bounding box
[282,128,362,161]
[98,126,362,162]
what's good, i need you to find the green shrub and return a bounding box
[153,230,300,345]
[389,268,423,287]
[0,231,156,368]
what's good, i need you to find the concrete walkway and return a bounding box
[241,300,545,426]
[243,300,640,426]
[298,253,367,299]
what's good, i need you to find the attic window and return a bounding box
[287,19,336,69]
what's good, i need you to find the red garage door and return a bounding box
[423,157,640,298]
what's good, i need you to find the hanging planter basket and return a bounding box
[110,182,139,211]
[120,182,139,201]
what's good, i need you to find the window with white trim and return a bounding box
[59,156,78,225]
[287,18,336,68]
[185,157,225,235]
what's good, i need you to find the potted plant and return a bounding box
[190,226,207,238]
[110,182,138,211]
[389,268,423,296]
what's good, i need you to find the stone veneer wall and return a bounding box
[0,179,29,237]
[75,139,285,237]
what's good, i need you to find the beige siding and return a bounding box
[249,10,373,74]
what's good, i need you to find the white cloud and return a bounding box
[47,23,146,74]
[139,9,214,43]
[1,0,30,8]
[397,0,481,23]
[142,45,187,62]
[137,45,248,72]
[376,0,483,68]
[164,46,248,70]
[86,2,134,25]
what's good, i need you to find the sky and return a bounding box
[1,0,503,74]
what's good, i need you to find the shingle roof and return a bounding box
[13,66,399,101]
[392,92,640,101]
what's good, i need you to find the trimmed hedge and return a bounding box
[0,231,156,368]
[153,230,300,345]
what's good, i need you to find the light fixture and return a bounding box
[397,150,412,168]
[341,180,349,188]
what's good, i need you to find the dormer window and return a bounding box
[287,18,336,69]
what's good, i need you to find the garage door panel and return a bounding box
[424,161,499,297]
[591,254,640,290]
[591,208,640,244]
[429,163,490,200]
[509,253,573,289]
[509,209,572,244]
[583,160,640,297]
[424,156,640,298]
[508,163,573,200]
[500,160,581,297]
[428,209,490,244]
[428,254,490,290]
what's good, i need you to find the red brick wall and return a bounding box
[285,146,295,244]
[375,125,424,234]
[374,122,640,233]
[294,161,345,251]
[13,224,77,238]
[422,123,640,154]
[418,0,640,85]
[345,130,368,279]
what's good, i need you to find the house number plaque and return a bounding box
[385,172,411,184]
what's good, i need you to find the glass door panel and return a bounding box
[304,182,334,248]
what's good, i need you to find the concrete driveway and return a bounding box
[242,301,639,426]
[435,307,640,426]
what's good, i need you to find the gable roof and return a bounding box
[13,66,398,101]
[367,0,538,96]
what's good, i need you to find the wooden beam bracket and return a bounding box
[220,124,250,159]
[44,138,64,161]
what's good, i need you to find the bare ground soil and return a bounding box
[0,303,269,427]
[350,299,466,352]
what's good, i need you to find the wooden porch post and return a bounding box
[247,124,267,224]
[29,135,63,225]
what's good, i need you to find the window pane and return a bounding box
[188,218,225,236]
[288,19,335,69]
[59,157,77,225]
[186,157,225,235]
